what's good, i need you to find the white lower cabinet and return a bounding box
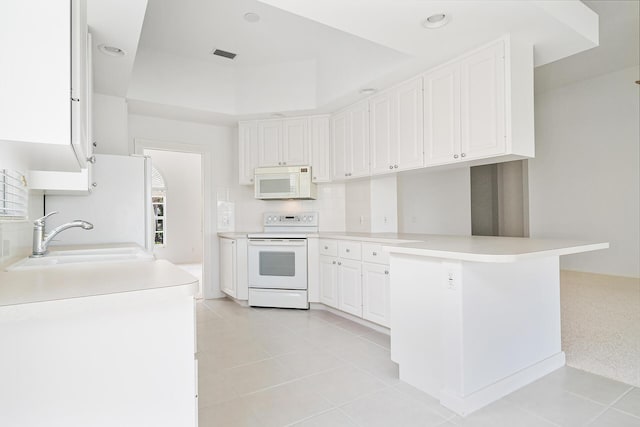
[362,263,391,328]
[219,237,248,300]
[337,259,363,317]
[318,239,392,327]
[319,255,339,308]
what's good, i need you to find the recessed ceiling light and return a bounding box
[359,88,377,95]
[422,13,451,29]
[244,12,260,23]
[98,44,126,57]
[271,113,285,118]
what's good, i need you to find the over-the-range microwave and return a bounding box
[254,166,317,200]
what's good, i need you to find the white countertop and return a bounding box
[217,231,608,261]
[0,259,198,307]
[383,235,609,263]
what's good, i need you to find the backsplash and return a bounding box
[0,221,31,267]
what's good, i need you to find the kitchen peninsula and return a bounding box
[383,236,609,416]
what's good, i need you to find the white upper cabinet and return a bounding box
[282,118,310,166]
[0,0,90,172]
[331,112,348,180]
[331,100,370,180]
[460,42,506,160]
[258,119,310,167]
[239,122,259,185]
[423,38,519,166]
[370,77,423,175]
[239,118,312,185]
[258,121,283,167]
[424,63,461,165]
[309,116,331,183]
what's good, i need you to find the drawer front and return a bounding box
[319,239,338,256]
[338,241,362,260]
[362,243,390,265]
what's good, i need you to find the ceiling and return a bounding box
[535,0,640,93]
[87,0,636,124]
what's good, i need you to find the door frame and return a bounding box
[134,138,217,299]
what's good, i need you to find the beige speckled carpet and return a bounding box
[561,270,640,387]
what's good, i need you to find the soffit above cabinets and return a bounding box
[92,0,603,121]
[87,0,148,98]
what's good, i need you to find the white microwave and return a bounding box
[254,166,317,200]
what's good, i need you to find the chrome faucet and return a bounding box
[31,211,94,257]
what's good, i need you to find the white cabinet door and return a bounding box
[220,238,236,297]
[0,0,87,172]
[319,255,339,309]
[369,92,395,175]
[371,77,424,175]
[331,112,348,180]
[71,0,89,168]
[460,40,506,160]
[239,122,259,185]
[423,64,461,166]
[362,263,390,327]
[395,77,424,171]
[258,121,283,167]
[310,116,331,182]
[282,118,309,166]
[27,32,94,195]
[338,259,362,317]
[349,101,370,178]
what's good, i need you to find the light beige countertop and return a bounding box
[383,235,609,263]
[217,232,256,239]
[216,231,608,262]
[0,259,198,307]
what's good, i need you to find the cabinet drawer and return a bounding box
[338,241,362,260]
[362,243,390,265]
[319,239,338,256]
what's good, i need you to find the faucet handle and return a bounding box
[34,211,58,226]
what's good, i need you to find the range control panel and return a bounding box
[263,212,318,227]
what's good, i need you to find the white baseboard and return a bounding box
[439,352,566,416]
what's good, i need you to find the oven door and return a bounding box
[248,239,307,290]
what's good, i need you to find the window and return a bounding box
[0,169,28,220]
[152,167,166,246]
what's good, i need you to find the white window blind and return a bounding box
[0,169,28,219]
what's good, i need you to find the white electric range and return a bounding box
[247,212,318,309]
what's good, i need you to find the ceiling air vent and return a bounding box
[212,49,237,60]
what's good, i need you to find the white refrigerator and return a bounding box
[45,154,152,249]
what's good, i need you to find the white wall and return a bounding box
[145,149,202,264]
[93,94,129,155]
[0,193,43,267]
[370,175,398,232]
[397,168,472,235]
[128,114,235,298]
[232,183,346,232]
[345,179,371,232]
[529,65,640,278]
[128,50,236,115]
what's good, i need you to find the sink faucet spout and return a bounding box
[31,212,94,257]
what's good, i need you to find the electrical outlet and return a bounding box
[383,216,388,224]
[359,215,364,225]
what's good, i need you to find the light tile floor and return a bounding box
[196,299,640,427]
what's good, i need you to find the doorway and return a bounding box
[145,149,203,297]
[470,160,529,237]
[135,138,213,299]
